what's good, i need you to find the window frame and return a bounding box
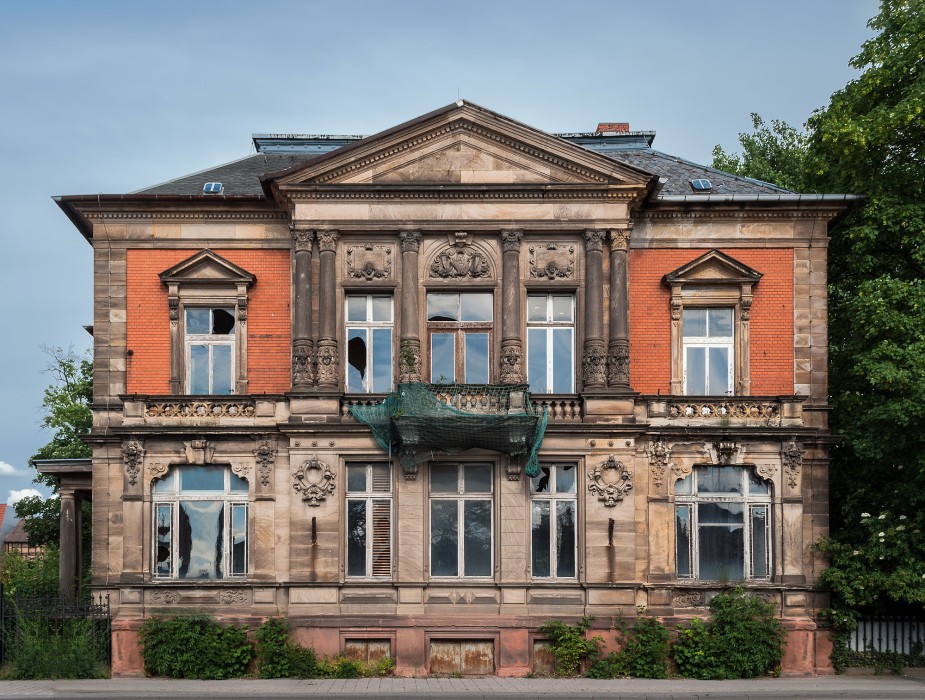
[674,465,772,581]
[426,292,493,384]
[345,294,395,394]
[152,465,249,580]
[529,463,578,580]
[345,461,393,579]
[682,308,734,396]
[184,307,237,395]
[526,294,575,394]
[428,462,494,580]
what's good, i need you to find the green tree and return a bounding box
[16,347,92,548]
[711,113,810,192]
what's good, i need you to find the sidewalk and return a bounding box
[1,675,924,699]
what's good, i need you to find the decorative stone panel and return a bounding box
[346,243,393,281]
[529,242,575,279]
[292,456,336,506]
[588,455,633,506]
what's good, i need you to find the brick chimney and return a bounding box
[596,122,630,133]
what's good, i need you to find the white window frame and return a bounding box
[345,461,393,579]
[345,295,394,393]
[426,292,493,384]
[526,294,575,394]
[184,307,237,395]
[682,308,734,396]
[529,463,578,580]
[152,466,248,580]
[674,466,771,581]
[428,462,494,579]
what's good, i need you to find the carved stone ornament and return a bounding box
[237,295,248,322]
[122,439,144,486]
[399,229,422,253]
[148,462,170,481]
[429,240,490,279]
[741,297,753,322]
[254,439,276,487]
[666,401,780,421]
[755,463,778,482]
[671,461,692,480]
[607,340,630,387]
[150,590,180,605]
[292,456,336,506]
[231,462,251,481]
[782,439,803,488]
[529,243,575,280]
[673,590,706,608]
[588,455,633,507]
[670,297,682,322]
[583,229,606,253]
[316,340,339,386]
[582,342,607,386]
[292,339,315,386]
[500,229,523,253]
[219,590,249,605]
[505,457,523,482]
[399,338,422,383]
[647,438,672,488]
[610,227,632,251]
[346,244,393,281]
[499,341,524,384]
[714,440,739,465]
[316,229,340,252]
[184,439,215,465]
[168,297,180,322]
[291,227,314,251]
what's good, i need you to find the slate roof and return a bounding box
[134,138,791,198]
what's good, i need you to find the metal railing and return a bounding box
[848,616,925,656]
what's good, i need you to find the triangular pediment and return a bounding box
[664,250,762,286]
[159,249,255,286]
[268,101,655,190]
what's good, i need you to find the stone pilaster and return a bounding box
[500,229,524,384]
[399,230,423,382]
[291,227,315,388]
[607,227,632,389]
[59,487,78,600]
[582,229,607,388]
[316,229,340,388]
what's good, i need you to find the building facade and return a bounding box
[55,102,855,676]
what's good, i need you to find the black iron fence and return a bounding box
[0,586,111,668]
[848,616,925,656]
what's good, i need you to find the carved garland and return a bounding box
[123,439,144,486]
[254,439,276,487]
[647,438,672,488]
[588,455,633,507]
[782,439,803,488]
[292,456,336,506]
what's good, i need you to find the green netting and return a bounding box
[349,383,548,477]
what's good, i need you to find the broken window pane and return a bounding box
[347,329,368,393]
[212,308,235,335]
[557,465,576,494]
[530,465,552,494]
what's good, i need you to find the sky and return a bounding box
[0,0,878,509]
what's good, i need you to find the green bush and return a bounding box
[1,610,108,679]
[671,588,785,679]
[254,617,317,678]
[138,616,253,679]
[539,615,603,676]
[588,610,670,679]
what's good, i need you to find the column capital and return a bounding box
[399,229,423,253]
[609,227,632,251]
[500,229,524,252]
[583,229,606,252]
[290,227,314,251]
[316,229,340,252]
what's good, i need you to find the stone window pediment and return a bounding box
[159,249,256,287]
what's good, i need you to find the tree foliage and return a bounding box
[711,113,810,192]
[712,0,925,613]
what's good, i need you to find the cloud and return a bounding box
[0,461,28,477]
[8,489,42,506]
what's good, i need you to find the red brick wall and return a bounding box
[126,249,290,394]
[628,248,794,395]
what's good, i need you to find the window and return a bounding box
[682,308,733,395]
[526,294,575,394]
[345,461,392,578]
[530,464,577,579]
[185,308,236,394]
[429,463,493,577]
[675,466,771,581]
[427,293,492,384]
[346,295,393,393]
[153,466,248,579]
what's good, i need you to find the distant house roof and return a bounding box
[133,127,791,199]
[5,519,29,545]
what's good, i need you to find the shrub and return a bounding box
[587,609,670,679]
[138,616,253,679]
[671,588,785,679]
[254,617,317,678]
[1,610,108,679]
[539,615,603,676]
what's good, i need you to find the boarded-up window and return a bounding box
[429,640,494,675]
[532,640,557,675]
[344,639,391,664]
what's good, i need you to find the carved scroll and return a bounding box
[292,456,336,506]
[588,455,633,507]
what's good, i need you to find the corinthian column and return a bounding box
[607,227,632,390]
[582,229,607,388]
[291,227,315,389]
[500,229,524,384]
[316,229,340,388]
[399,230,423,382]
